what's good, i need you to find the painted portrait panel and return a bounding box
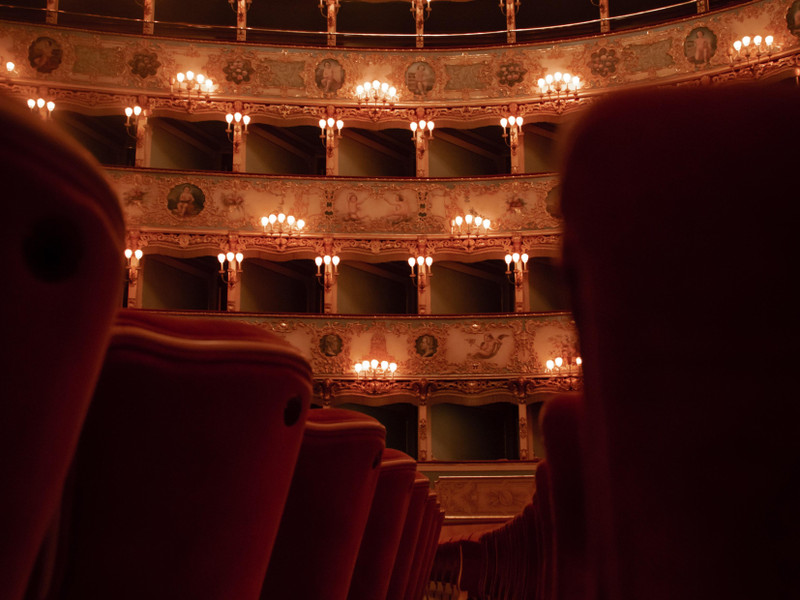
[315,59,344,93]
[415,334,439,358]
[28,36,62,73]
[166,183,205,218]
[405,61,435,96]
[684,27,717,66]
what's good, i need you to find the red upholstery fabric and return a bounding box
[0,95,124,600]
[51,310,312,600]
[347,448,417,600]
[411,498,444,600]
[539,393,587,600]
[560,84,800,600]
[405,493,439,600]
[533,462,553,600]
[385,471,431,600]
[260,408,386,600]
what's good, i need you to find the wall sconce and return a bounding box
[315,254,340,291]
[500,114,523,150]
[411,0,432,20]
[730,34,774,65]
[124,248,143,283]
[124,105,143,137]
[498,0,520,15]
[2,59,15,79]
[408,255,433,291]
[171,71,215,109]
[319,117,343,157]
[451,214,490,237]
[319,0,340,17]
[217,251,243,287]
[505,252,528,289]
[261,213,305,236]
[410,118,434,156]
[537,72,580,97]
[225,111,250,152]
[228,0,252,10]
[355,359,398,380]
[27,97,55,120]
[356,80,398,106]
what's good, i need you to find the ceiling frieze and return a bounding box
[1,0,797,126]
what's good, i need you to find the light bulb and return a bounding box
[124,249,133,259]
[134,249,143,260]
[332,255,340,266]
[319,118,326,130]
[218,253,226,264]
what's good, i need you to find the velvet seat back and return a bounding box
[260,408,386,600]
[539,393,587,600]
[560,84,800,600]
[0,96,124,600]
[385,471,431,600]
[347,448,417,600]
[53,310,312,600]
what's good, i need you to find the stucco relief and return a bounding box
[108,168,561,235]
[0,0,792,105]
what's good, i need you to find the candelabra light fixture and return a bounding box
[225,111,250,151]
[354,359,398,380]
[498,0,520,14]
[217,251,243,287]
[451,214,490,236]
[124,248,143,283]
[261,213,305,236]
[500,114,523,149]
[124,105,143,137]
[730,34,774,64]
[27,97,55,119]
[171,71,214,107]
[545,355,583,390]
[411,0,432,19]
[408,255,433,290]
[356,80,398,106]
[315,254,340,291]
[537,72,580,96]
[505,252,528,289]
[410,118,434,154]
[319,117,343,153]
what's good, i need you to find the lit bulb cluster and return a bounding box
[730,34,774,62]
[315,254,340,291]
[319,117,344,135]
[505,252,528,288]
[261,213,305,235]
[354,359,398,379]
[356,80,398,105]
[225,111,251,133]
[408,255,433,290]
[27,97,55,119]
[537,72,580,96]
[500,115,523,131]
[410,118,435,137]
[124,105,143,126]
[545,356,582,373]
[451,214,490,236]
[124,248,144,283]
[171,71,215,98]
[217,251,244,287]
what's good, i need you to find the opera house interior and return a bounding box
[2,0,798,599]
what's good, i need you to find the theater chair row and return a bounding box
[428,83,800,600]
[425,392,580,600]
[1,96,444,600]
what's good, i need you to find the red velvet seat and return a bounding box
[533,462,553,600]
[560,84,800,600]
[52,310,312,600]
[385,471,431,600]
[409,495,444,600]
[347,448,417,600]
[539,393,587,600]
[0,96,124,600]
[260,408,386,600]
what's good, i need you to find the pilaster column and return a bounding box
[46,0,57,24]
[134,108,151,168]
[697,0,709,13]
[599,0,610,33]
[321,0,340,47]
[510,126,524,174]
[412,0,430,48]
[236,0,248,42]
[501,0,519,44]
[143,0,154,35]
